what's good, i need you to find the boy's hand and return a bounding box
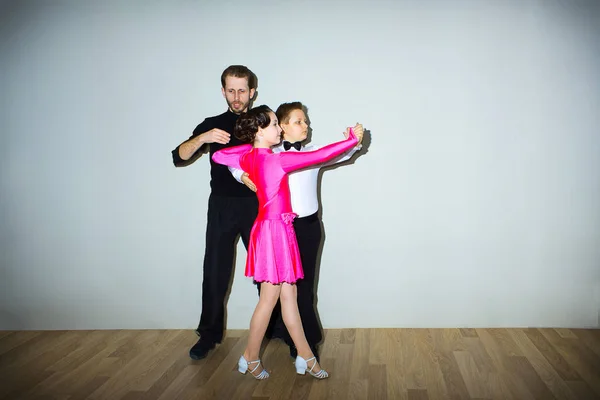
[241,173,256,192]
[353,123,364,144]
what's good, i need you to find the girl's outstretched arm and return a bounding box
[212,144,253,170]
[280,128,358,173]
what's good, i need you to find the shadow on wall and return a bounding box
[309,129,372,324]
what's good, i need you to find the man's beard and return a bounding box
[228,100,248,114]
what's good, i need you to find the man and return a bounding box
[233,101,363,360]
[172,65,259,360]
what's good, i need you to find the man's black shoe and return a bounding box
[189,339,215,360]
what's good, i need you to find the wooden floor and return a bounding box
[1,328,599,400]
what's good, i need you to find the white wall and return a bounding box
[1,0,599,330]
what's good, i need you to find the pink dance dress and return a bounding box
[212,129,358,284]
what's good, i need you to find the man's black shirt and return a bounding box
[172,110,254,197]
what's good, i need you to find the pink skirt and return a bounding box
[245,212,304,284]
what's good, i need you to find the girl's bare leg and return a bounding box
[280,283,323,374]
[243,282,280,377]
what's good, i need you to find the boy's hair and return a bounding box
[275,101,305,125]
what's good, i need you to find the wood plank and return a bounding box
[0,328,597,400]
[462,336,497,375]
[350,328,370,381]
[287,370,315,400]
[0,331,40,356]
[368,363,387,400]
[340,328,356,344]
[348,379,369,400]
[407,388,430,400]
[488,328,523,357]
[509,328,579,400]
[86,330,188,399]
[321,329,341,360]
[572,329,600,358]
[405,329,426,390]
[0,331,14,340]
[327,343,353,399]
[477,328,536,400]
[435,349,470,400]
[540,329,600,397]
[386,329,409,400]
[416,329,449,399]
[305,356,331,400]
[25,330,136,397]
[454,350,489,398]
[369,328,388,365]
[565,380,599,400]
[459,328,479,338]
[183,333,250,400]
[504,355,557,399]
[554,329,578,339]
[251,339,296,400]
[524,329,581,381]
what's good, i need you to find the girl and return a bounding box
[212,105,362,379]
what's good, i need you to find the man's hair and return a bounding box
[234,105,273,143]
[221,65,258,90]
[275,101,306,125]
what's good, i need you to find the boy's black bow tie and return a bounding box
[283,141,302,151]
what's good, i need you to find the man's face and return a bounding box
[280,109,309,143]
[222,76,255,114]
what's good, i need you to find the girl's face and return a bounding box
[258,112,282,146]
[280,109,309,143]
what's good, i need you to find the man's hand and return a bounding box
[201,128,231,144]
[241,173,257,192]
[178,128,232,161]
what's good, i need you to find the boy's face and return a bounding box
[222,76,255,114]
[281,109,308,143]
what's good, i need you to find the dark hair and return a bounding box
[221,65,258,90]
[234,105,273,143]
[275,101,306,125]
